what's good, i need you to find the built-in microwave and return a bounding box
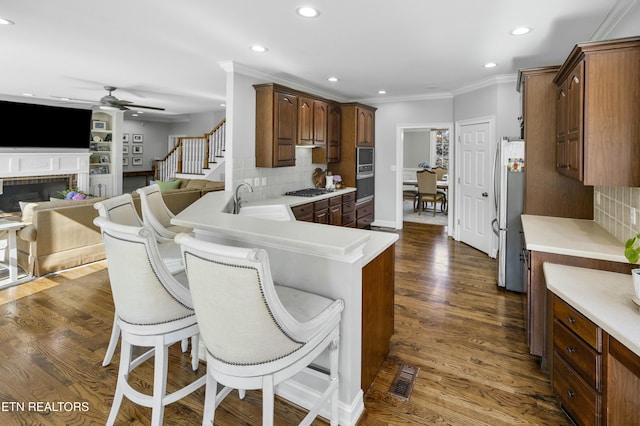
[357,147,374,176]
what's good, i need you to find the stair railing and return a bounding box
[154,118,226,181]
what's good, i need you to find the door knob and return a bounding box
[482,192,488,197]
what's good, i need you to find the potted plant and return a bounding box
[624,232,640,300]
[55,188,92,201]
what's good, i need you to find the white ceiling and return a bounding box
[0,0,627,121]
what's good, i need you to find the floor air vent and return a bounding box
[388,363,419,401]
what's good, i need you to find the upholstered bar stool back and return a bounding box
[176,233,344,426]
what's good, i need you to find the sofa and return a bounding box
[16,179,224,276]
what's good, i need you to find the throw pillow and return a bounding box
[156,180,181,191]
[19,201,39,223]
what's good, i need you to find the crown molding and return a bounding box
[590,0,638,40]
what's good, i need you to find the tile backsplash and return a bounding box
[594,186,640,243]
[232,148,327,202]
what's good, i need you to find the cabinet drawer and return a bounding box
[314,199,329,210]
[357,200,374,218]
[329,195,342,206]
[554,296,602,351]
[342,210,355,225]
[554,320,602,390]
[357,214,373,228]
[342,192,355,203]
[553,352,601,426]
[291,203,314,222]
[342,200,355,213]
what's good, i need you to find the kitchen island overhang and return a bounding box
[172,190,398,426]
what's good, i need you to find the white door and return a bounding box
[457,119,493,254]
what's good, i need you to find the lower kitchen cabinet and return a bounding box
[291,192,357,228]
[356,198,374,229]
[342,192,356,227]
[607,337,640,426]
[551,293,603,426]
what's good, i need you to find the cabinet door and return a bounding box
[607,337,640,426]
[313,100,328,145]
[326,104,341,163]
[356,107,374,147]
[298,97,313,145]
[556,84,568,173]
[274,92,297,166]
[565,61,584,180]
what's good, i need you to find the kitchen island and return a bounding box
[521,214,634,368]
[172,189,398,426]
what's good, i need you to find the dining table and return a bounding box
[403,179,448,189]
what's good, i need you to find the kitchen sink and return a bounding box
[237,204,293,221]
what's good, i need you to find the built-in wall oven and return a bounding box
[356,147,374,201]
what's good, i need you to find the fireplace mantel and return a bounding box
[0,152,90,192]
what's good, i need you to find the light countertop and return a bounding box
[544,263,640,357]
[172,189,397,266]
[521,214,627,263]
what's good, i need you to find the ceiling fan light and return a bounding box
[511,27,531,36]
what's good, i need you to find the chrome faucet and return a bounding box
[233,182,254,214]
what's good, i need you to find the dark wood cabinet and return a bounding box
[298,97,327,146]
[517,67,593,219]
[254,84,297,168]
[312,103,341,164]
[555,61,584,179]
[356,198,374,229]
[291,202,313,222]
[328,195,342,226]
[553,36,640,186]
[606,336,640,425]
[355,106,375,147]
[342,192,356,227]
[551,293,604,426]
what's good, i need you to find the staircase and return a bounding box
[154,118,226,182]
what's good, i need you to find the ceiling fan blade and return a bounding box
[121,103,165,111]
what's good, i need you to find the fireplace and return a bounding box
[0,175,77,213]
[0,151,91,214]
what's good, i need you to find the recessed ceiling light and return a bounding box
[22,93,34,97]
[378,90,386,95]
[220,103,226,107]
[250,45,268,53]
[484,62,497,68]
[136,111,144,114]
[0,17,15,25]
[328,77,339,82]
[511,27,531,36]
[296,7,319,18]
[131,113,139,117]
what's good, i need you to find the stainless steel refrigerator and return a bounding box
[492,137,525,292]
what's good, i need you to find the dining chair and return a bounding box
[416,169,445,216]
[94,194,187,367]
[175,233,344,426]
[94,217,204,426]
[136,184,193,240]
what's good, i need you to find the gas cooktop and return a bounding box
[284,188,331,197]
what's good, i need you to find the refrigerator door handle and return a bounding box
[491,218,500,236]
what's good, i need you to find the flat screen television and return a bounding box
[0,100,92,149]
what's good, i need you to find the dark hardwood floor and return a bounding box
[0,222,570,425]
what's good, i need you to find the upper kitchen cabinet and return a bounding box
[517,67,593,219]
[312,102,341,164]
[341,103,375,148]
[298,97,327,146]
[255,84,297,168]
[553,36,640,186]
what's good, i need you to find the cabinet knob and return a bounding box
[566,346,575,354]
[566,390,576,398]
[572,76,580,84]
[567,316,576,324]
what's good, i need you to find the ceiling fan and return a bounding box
[98,86,165,111]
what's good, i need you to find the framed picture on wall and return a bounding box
[122,133,130,142]
[123,157,129,166]
[132,157,143,166]
[132,134,143,143]
[132,145,143,154]
[123,145,129,154]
